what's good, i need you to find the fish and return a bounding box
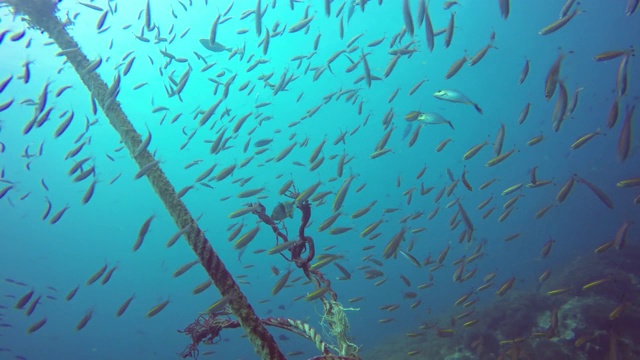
[370,148,392,159]
[423,2,434,51]
[270,201,294,221]
[318,212,343,232]
[469,42,497,66]
[361,50,372,88]
[272,269,291,295]
[134,126,152,157]
[146,299,170,318]
[351,201,377,219]
[397,250,420,268]
[610,303,630,320]
[617,105,634,162]
[332,175,356,212]
[305,286,331,301]
[166,225,192,248]
[581,277,610,291]
[593,48,635,62]
[208,13,221,49]
[334,263,352,280]
[100,265,118,285]
[81,180,97,205]
[496,276,515,296]
[443,12,455,48]
[206,294,233,313]
[540,238,555,257]
[116,294,135,317]
[65,286,79,301]
[328,227,352,235]
[433,90,483,114]
[192,280,213,295]
[86,264,107,285]
[54,111,74,138]
[288,15,315,33]
[0,98,13,112]
[402,0,414,37]
[0,75,11,94]
[368,35,386,48]
[173,260,199,278]
[617,178,640,188]
[547,288,570,296]
[519,57,530,84]
[233,226,260,250]
[254,0,263,36]
[382,227,407,259]
[571,129,602,150]
[133,215,154,252]
[408,79,426,96]
[499,0,510,19]
[134,160,160,180]
[237,187,265,198]
[552,81,568,131]
[229,205,257,219]
[384,55,401,78]
[486,149,515,167]
[310,254,344,270]
[517,102,531,125]
[445,55,467,79]
[607,99,619,128]
[539,270,552,283]
[49,205,70,224]
[15,290,35,309]
[143,0,152,30]
[0,184,13,199]
[267,241,299,255]
[27,317,47,334]
[502,183,523,196]
[294,180,322,205]
[76,309,94,331]
[539,8,581,35]
[574,175,614,209]
[199,39,232,52]
[627,0,640,15]
[463,141,489,160]
[528,135,544,146]
[214,163,236,181]
[415,112,454,129]
[545,53,565,100]
[494,124,506,155]
[96,10,108,30]
[228,223,244,243]
[567,86,583,115]
[274,142,297,162]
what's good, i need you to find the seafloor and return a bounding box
[363,245,640,360]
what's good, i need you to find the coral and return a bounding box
[364,245,640,360]
[443,348,475,360]
[483,292,553,339]
[530,339,574,360]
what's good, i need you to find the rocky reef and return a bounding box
[363,245,640,359]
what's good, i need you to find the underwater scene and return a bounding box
[0,0,639,359]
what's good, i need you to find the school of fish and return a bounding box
[0,0,638,359]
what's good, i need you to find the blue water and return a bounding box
[0,0,638,359]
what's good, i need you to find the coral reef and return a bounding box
[364,245,640,359]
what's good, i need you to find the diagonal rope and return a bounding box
[2,1,285,358]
